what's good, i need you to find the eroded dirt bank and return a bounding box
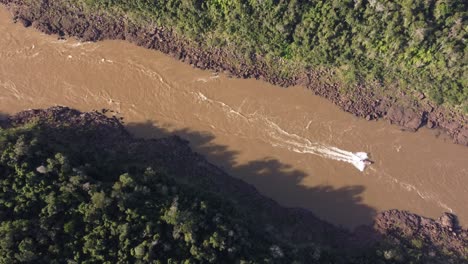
[1,107,467,261]
[1,0,467,145]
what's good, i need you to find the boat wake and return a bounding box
[193,91,372,171]
[264,119,371,171]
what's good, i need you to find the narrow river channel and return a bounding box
[1,8,466,229]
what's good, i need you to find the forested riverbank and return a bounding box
[84,0,466,108]
[0,107,467,263]
[0,0,467,145]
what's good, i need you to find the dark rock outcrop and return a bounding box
[375,210,467,257]
[386,105,424,131]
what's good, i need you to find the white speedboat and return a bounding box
[352,152,373,171]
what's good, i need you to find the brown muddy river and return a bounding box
[1,8,467,229]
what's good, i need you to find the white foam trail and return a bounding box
[377,170,455,213]
[0,80,25,100]
[127,61,172,89]
[194,92,249,120]
[264,119,370,171]
[196,75,219,83]
[193,91,370,171]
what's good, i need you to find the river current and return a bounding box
[1,8,467,229]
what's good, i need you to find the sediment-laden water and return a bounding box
[1,8,467,229]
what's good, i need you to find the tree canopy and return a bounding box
[0,124,285,263]
[0,110,465,263]
[83,0,467,108]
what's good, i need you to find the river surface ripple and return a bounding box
[1,8,467,229]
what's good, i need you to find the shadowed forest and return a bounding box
[0,108,466,262]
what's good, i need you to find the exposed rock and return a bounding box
[36,165,47,174]
[438,213,458,229]
[386,105,423,131]
[374,210,467,258]
[427,120,435,129]
[17,16,30,27]
[455,128,468,145]
[441,120,461,131]
[417,92,425,100]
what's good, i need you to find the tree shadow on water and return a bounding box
[126,120,377,230]
[0,112,10,127]
[5,110,465,261]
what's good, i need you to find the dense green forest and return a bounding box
[0,123,284,262]
[82,0,467,108]
[1,111,461,263]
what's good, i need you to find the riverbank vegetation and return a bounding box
[83,0,467,109]
[0,108,466,263]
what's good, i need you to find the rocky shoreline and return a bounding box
[1,106,467,261]
[1,0,467,146]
